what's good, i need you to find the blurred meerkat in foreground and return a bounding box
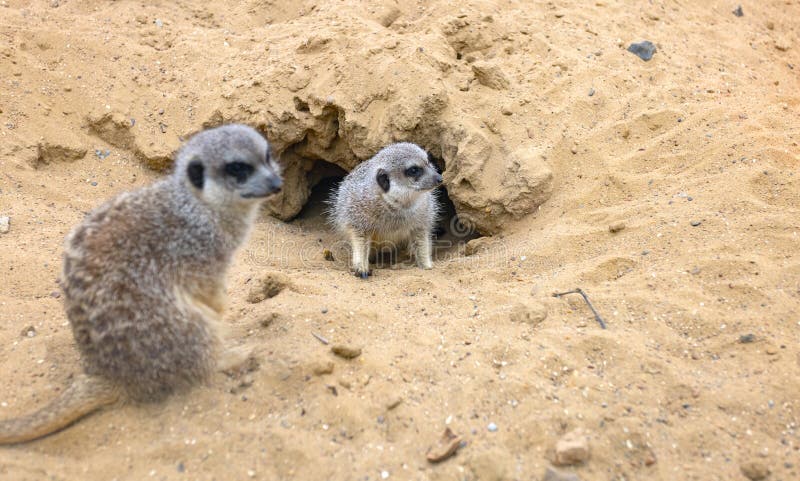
[0,124,282,444]
[330,142,442,278]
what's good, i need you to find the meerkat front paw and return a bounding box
[347,230,373,280]
[414,231,434,270]
[354,268,373,279]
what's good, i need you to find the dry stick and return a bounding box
[553,288,607,329]
[311,332,330,345]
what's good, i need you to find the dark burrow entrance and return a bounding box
[291,159,347,230]
[290,156,481,265]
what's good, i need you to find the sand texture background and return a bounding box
[0,0,799,480]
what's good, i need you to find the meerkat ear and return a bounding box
[187,160,204,189]
[376,168,390,192]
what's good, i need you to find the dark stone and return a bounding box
[739,333,756,343]
[627,41,657,61]
[733,6,744,17]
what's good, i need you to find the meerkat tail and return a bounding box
[0,374,119,445]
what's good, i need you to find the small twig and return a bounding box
[311,332,330,345]
[553,288,607,329]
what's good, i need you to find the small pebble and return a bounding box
[774,37,792,52]
[0,216,9,234]
[381,470,389,479]
[176,462,185,473]
[555,429,590,466]
[386,396,403,410]
[311,361,334,376]
[733,6,744,17]
[331,344,362,359]
[91,181,98,187]
[739,333,756,344]
[740,461,769,480]
[426,427,462,463]
[321,307,328,314]
[608,222,625,233]
[21,326,36,338]
[588,88,595,97]
[487,422,498,432]
[154,18,163,27]
[690,220,702,227]
[627,40,656,61]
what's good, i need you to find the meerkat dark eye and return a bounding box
[405,166,423,178]
[187,160,204,189]
[224,162,254,183]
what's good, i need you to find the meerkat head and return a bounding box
[373,142,443,208]
[175,124,283,208]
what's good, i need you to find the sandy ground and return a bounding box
[1,1,799,480]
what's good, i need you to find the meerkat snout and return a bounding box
[375,157,442,207]
[330,142,441,279]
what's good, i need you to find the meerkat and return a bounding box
[0,124,282,444]
[330,142,442,278]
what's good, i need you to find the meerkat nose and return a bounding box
[268,176,283,194]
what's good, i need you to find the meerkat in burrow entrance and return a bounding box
[0,124,282,444]
[330,142,442,278]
